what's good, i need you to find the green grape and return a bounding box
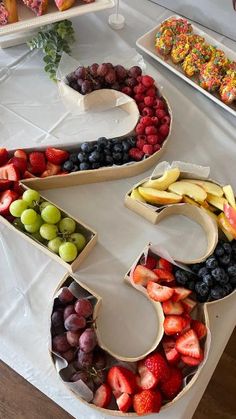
[23,189,40,207]
[41,204,61,224]
[39,201,51,212]
[69,233,86,252]
[24,215,43,233]
[59,242,78,262]
[48,237,63,254]
[40,224,58,240]
[13,218,24,231]
[59,217,76,234]
[10,199,28,217]
[21,209,37,225]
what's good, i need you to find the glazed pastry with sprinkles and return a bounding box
[155,28,175,56]
[199,62,222,92]
[160,17,193,35]
[0,0,18,25]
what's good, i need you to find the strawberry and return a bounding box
[132,265,158,286]
[163,315,185,335]
[191,320,207,340]
[162,337,180,365]
[153,268,174,282]
[172,287,192,302]
[140,255,157,270]
[0,164,20,181]
[181,314,191,333]
[160,367,182,400]
[144,353,170,383]
[45,147,69,165]
[9,157,27,174]
[29,152,46,175]
[147,281,174,302]
[133,390,162,415]
[115,392,132,413]
[41,161,61,178]
[181,297,197,313]
[162,300,184,315]
[92,383,112,408]
[107,366,136,394]
[158,258,173,272]
[175,329,201,359]
[136,361,158,390]
[0,180,13,192]
[181,348,204,367]
[129,148,144,161]
[0,190,18,216]
[14,149,27,160]
[0,148,9,166]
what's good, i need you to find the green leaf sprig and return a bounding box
[28,20,75,81]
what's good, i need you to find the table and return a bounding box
[0,1,235,418]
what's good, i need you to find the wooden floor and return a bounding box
[0,329,235,419]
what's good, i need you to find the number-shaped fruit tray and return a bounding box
[50,240,218,417]
[0,183,97,272]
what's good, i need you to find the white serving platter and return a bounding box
[136,15,236,117]
[0,0,114,37]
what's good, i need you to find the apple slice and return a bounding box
[223,185,236,209]
[207,194,228,211]
[54,0,76,11]
[200,206,218,222]
[142,168,180,190]
[168,181,207,203]
[130,188,146,202]
[217,212,235,241]
[183,196,200,206]
[138,187,182,205]
[185,179,223,197]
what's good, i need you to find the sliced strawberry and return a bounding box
[14,149,27,160]
[162,337,180,365]
[181,348,204,367]
[41,161,61,178]
[13,182,24,196]
[0,164,20,181]
[107,366,136,394]
[175,329,201,359]
[172,287,192,302]
[9,157,27,174]
[140,255,157,270]
[133,389,162,415]
[0,148,9,166]
[29,151,46,175]
[45,147,69,165]
[160,367,182,400]
[137,361,158,390]
[0,180,13,192]
[182,314,191,333]
[158,258,173,272]
[163,315,185,335]
[153,268,174,282]
[162,300,184,315]
[115,392,132,413]
[181,297,197,313]
[191,320,207,340]
[147,281,174,302]
[92,383,112,408]
[132,265,158,286]
[0,190,18,216]
[23,170,36,179]
[144,353,170,383]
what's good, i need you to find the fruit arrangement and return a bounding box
[155,17,236,106]
[51,275,208,415]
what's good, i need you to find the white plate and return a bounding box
[136,15,236,117]
[0,0,114,36]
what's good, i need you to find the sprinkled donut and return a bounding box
[199,62,222,92]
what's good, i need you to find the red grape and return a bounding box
[52,334,71,353]
[51,310,63,328]
[63,304,75,320]
[93,351,106,369]
[64,314,86,331]
[114,65,127,80]
[97,63,109,77]
[62,349,75,363]
[89,63,99,76]
[74,299,93,318]
[128,66,142,78]
[78,349,93,367]
[66,331,82,347]
[77,78,84,87]
[79,328,97,353]
[81,80,93,95]
[58,287,74,304]
[125,77,138,88]
[75,66,86,79]
[71,370,88,383]
[105,70,116,85]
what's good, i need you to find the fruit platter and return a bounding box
[0,183,97,271]
[136,16,236,117]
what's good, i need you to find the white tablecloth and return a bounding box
[0,1,235,418]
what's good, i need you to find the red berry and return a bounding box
[136,134,147,142]
[151,116,159,125]
[121,86,132,96]
[29,152,46,175]
[142,107,154,117]
[139,116,153,126]
[134,94,145,103]
[129,148,144,161]
[162,115,171,125]
[145,126,158,135]
[159,124,170,138]
[153,144,161,152]
[136,138,146,150]
[144,96,155,106]
[137,76,142,83]
[0,148,9,167]
[146,87,157,97]
[134,84,146,94]
[156,109,166,119]
[141,75,154,88]
[155,99,165,109]
[138,102,145,112]
[147,135,159,145]
[135,123,145,135]
[143,144,154,155]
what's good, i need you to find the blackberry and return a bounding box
[205,257,218,269]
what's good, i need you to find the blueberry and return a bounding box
[187,280,196,291]
[127,136,136,147]
[219,254,231,266]
[91,162,100,169]
[196,294,209,303]
[105,155,113,165]
[81,142,93,153]
[71,164,79,172]
[191,263,202,273]
[223,283,233,296]
[63,160,74,172]
[122,141,131,152]
[77,152,88,163]
[198,267,209,277]
[227,264,236,276]
[202,274,214,287]
[89,151,100,163]
[205,257,218,269]
[229,275,236,287]
[113,144,123,153]
[216,271,229,285]
[97,137,107,146]
[214,243,225,257]
[175,270,189,285]
[79,162,90,171]
[222,242,232,254]
[210,285,225,300]
[111,138,119,145]
[112,152,122,162]
[69,153,79,164]
[231,241,236,256]
[123,152,130,163]
[195,281,209,297]
[94,144,104,153]
[212,267,226,280]
[104,147,112,156]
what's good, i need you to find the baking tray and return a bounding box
[136,15,236,117]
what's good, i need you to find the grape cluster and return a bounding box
[10,188,87,263]
[51,285,107,392]
[67,63,142,95]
